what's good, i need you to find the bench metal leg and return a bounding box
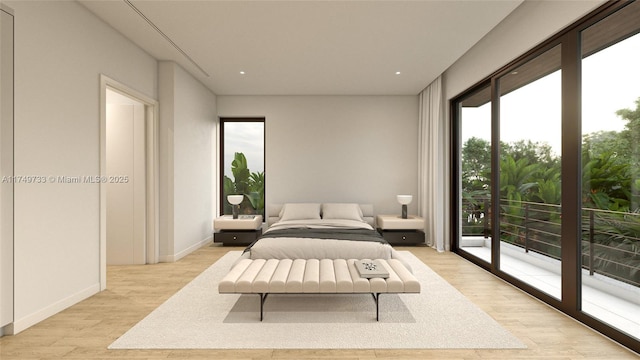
[371,293,380,321]
[259,293,268,321]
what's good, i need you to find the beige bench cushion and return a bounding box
[218,258,420,294]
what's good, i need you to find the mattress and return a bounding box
[237,218,411,271]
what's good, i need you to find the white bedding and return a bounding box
[237,218,412,271]
[264,218,374,233]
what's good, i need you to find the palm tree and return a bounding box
[224,152,265,217]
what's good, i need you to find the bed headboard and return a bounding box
[267,203,375,228]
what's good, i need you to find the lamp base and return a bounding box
[401,204,408,219]
[232,205,239,219]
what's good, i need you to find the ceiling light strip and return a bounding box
[123,0,210,77]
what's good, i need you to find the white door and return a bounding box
[106,90,146,265]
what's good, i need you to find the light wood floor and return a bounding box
[0,245,637,359]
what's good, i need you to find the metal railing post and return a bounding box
[589,209,595,276]
[483,198,489,239]
[524,203,529,253]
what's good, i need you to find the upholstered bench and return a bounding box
[218,258,421,321]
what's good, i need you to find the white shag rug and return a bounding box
[109,251,526,349]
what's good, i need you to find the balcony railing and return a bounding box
[461,197,640,287]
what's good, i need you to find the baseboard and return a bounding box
[159,236,212,263]
[9,283,100,335]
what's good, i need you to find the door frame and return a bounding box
[0,3,14,335]
[99,75,159,290]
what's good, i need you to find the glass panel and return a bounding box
[580,1,640,340]
[498,45,562,299]
[222,120,265,218]
[459,85,492,263]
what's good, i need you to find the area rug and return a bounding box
[109,251,526,349]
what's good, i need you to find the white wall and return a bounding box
[159,62,216,262]
[217,96,419,215]
[6,0,157,333]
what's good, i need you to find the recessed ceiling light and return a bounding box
[240,71,246,75]
[395,71,401,75]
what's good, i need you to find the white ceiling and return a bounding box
[80,0,523,96]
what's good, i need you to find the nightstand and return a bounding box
[376,214,425,246]
[213,215,263,246]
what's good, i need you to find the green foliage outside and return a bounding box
[223,152,265,217]
[461,98,640,285]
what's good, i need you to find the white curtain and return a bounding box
[418,76,450,252]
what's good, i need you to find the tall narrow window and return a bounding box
[580,1,640,339]
[220,118,265,218]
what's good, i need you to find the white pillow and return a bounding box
[279,203,321,221]
[321,203,364,222]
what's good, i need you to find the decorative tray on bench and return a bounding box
[355,260,389,278]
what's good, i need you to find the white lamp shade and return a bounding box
[397,195,413,205]
[227,195,244,205]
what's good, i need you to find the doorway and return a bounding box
[106,89,146,265]
[99,75,159,290]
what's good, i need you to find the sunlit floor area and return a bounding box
[461,240,640,340]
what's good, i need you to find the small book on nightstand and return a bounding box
[355,260,389,278]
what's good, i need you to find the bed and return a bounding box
[235,203,411,271]
[221,202,418,320]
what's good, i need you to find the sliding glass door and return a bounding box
[452,1,639,351]
[580,1,640,339]
[497,45,562,299]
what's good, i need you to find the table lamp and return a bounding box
[397,195,412,219]
[227,195,244,219]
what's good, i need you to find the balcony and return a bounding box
[461,198,640,339]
